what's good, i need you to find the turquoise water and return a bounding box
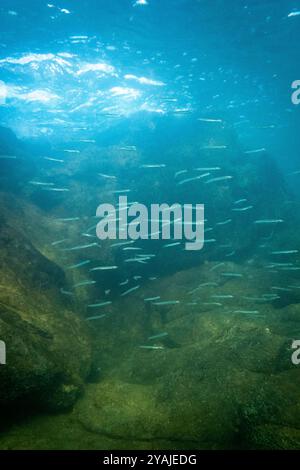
[0,0,300,450]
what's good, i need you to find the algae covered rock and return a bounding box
[73,261,300,448]
[0,210,92,412]
[243,424,300,450]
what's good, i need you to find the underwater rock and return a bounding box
[0,126,21,155]
[0,127,36,192]
[0,192,116,305]
[76,376,241,447]
[73,261,300,448]
[243,424,300,450]
[0,209,92,412]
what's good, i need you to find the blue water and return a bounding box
[1,0,300,450]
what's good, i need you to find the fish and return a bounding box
[90,266,118,271]
[136,254,156,258]
[121,285,141,296]
[244,148,266,154]
[178,173,210,185]
[140,164,166,168]
[174,170,188,178]
[73,280,96,288]
[119,146,137,151]
[254,219,284,224]
[242,296,278,302]
[216,219,232,226]
[81,233,97,238]
[234,310,260,314]
[197,118,223,123]
[188,282,218,294]
[210,263,225,271]
[225,251,236,257]
[232,206,253,212]
[148,332,168,340]
[44,157,64,163]
[29,181,54,186]
[139,345,164,350]
[271,286,292,292]
[144,296,161,302]
[271,250,298,255]
[111,189,132,194]
[70,36,89,40]
[66,260,91,270]
[211,295,234,299]
[153,300,180,305]
[86,314,107,321]
[288,11,300,18]
[111,241,135,247]
[202,145,227,150]
[123,247,143,251]
[51,239,68,246]
[87,301,112,308]
[196,167,221,171]
[205,176,233,184]
[124,258,148,264]
[203,302,223,306]
[60,288,74,296]
[234,199,248,205]
[279,267,300,271]
[63,243,98,251]
[265,263,294,267]
[56,217,80,222]
[42,187,70,192]
[262,293,281,298]
[221,272,243,277]
[98,173,117,179]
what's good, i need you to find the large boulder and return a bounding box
[74,261,300,449]
[0,203,92,411]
